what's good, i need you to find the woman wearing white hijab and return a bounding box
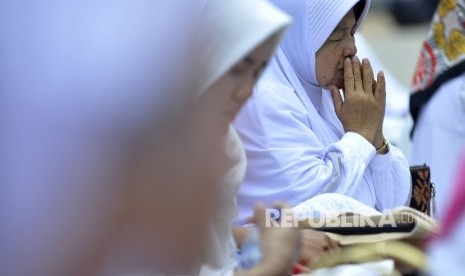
[195,0,340,274]
[233,0,412,224]
[0,1,217,275]
[195,0,301,275]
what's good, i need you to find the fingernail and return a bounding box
[345,57,351,63]
[362,58,370,65]
[379,70,384,78]
[352,56,359,63]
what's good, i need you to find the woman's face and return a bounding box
[315,10,357,89]
[199,36,278,133]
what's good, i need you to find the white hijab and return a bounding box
[196,0,290,274]
[263,0,371,144]
[198,0,291,95]
[1,1,205,275]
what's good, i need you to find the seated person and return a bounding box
[233,0,411,224]
[410,0,465,214]
[195,0,339,274]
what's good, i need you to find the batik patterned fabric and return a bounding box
[410,0,465,128]
[409,165,434,216]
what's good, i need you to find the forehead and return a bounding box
[336,10,356,29]
[236,35,279,65]
[332,10,357,33]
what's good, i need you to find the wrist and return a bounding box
[346,129,375,144]
[375,137,389,155]
[373,136,382,149]
[373,129,384,149]
[254,259,290,276]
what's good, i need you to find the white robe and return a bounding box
[410,74,465,216]
[233,0,411,224]
[233,65,411,223]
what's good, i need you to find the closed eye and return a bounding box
[230,64,246,76]
[328,31,344,42]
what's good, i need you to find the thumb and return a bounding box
[329,85,343,114]
[254,203,267,230]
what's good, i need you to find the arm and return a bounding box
[370,144,412,210]
[232,226,251,249]
[329,56,410,209]
[234,81,377,221]
[234,57,408,223]
[233,227,339,269]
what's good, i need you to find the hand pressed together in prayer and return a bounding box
[329,56,386,149]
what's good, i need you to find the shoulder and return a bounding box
[248,77,307,117]
[254,77,296,100]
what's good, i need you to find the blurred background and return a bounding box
[362,0,436,87]
[357,0,438,158]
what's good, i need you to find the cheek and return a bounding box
[326,53,342,79]
[316,56,334,84]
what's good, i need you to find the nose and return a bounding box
[232,81,254,103]
[342,41,357,59]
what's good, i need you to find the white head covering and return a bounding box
[1,1,205,275]
[270,0,370,85]
[261,0,370,144]
[195,0,290,273]
[198,0,291,95]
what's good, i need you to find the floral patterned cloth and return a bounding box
[410,0,465,127]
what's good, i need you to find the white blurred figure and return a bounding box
[195,1,301,275]
[0,1,213,275]
[409,0,465,215]
[428,152,465,275]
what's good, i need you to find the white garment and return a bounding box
[199,127,246,276]
[410,74,465,216]
[233,0,411,224]
[196,0,290,274]
[429,213,465,275]
[293,193,382,219]
[307,259,395,276]
[197,0,290,95]
[1,1,203,275]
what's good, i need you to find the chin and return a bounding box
[333,78,344,90]
[324,82,343,90]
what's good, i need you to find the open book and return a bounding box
[298,207,439,245]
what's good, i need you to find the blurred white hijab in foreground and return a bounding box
[196,0,290,274]
[0,1,212,275]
